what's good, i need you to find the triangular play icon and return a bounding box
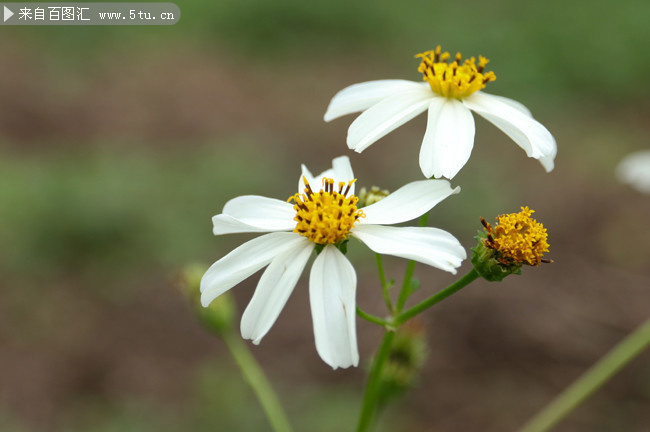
[4,6,14,22]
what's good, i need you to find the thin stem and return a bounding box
[357,331,396,432]
[395,269,480,326]
[357,306,391,328]
[222,331,294,432]
[376,253,394,314]
[395,213,430,312]
[518,317,650,432]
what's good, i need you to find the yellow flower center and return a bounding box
[416,45,496,99]
[289,177,365,245]
[481,206,550,266]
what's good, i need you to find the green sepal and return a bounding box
[471,231,522,282]
[335,239,349,255]
[314,239,349,255]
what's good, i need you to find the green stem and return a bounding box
[395,213,430,312]
[222,331,294,432]
[357,306,391,328]
[518,317,650,432]
[395,269,480,326]
[356,331,396,432]
[376,253,394,313]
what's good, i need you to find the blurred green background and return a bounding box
[1,0,650,431]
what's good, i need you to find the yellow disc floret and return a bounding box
[416,45,496,99]
[481,206,550,266]
[289,177,365,245]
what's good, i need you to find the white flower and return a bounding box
[616,150,650,194]
[201,156,466,369]
[324,46,557,180]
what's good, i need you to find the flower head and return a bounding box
[416,46,496,98]
[482,206,549,266]
[324,46,557,179]
[472,206,550,281]
[201,156,466,369]
[289,177,364,245]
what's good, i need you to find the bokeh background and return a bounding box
[1,0,650,431]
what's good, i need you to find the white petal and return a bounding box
[486,94,533,117]
[212,214,281,236]
[538,155,555,172]
[332,155,355,183]
[324,80,427,122]
[463,92,557,172]
[299,164,317,194]
[420,98,475,179]
[220,195,295,231]
[200,232,304,306]
[352,225,466,274]
[360,180,460,225]
[299,156,356,195]
[240,238,314,344]
[617,150,650,194]
[347,86,433,153]
[309,246,359,369]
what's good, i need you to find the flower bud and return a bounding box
[357,186,390,208]
[179,263,236,335]
[472,207,551,282]
[378,321,428,401]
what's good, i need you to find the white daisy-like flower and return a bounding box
[201,156,466,369]
[324,46,557,180]
[616,150,650,194]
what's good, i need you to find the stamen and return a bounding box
[343,179,357,197]
[481,206,550,266]
[289,177,364,245]
[303,176,315,197]
[416,46,496,99]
